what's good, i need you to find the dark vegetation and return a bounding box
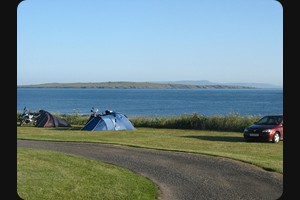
[130,113,260,132]
[17,112,260,132]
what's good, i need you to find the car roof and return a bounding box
[263,114,283,117]
[262,114,283,118]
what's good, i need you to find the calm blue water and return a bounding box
[17,88,283,117]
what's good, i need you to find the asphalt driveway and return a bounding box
[17,140,283,200]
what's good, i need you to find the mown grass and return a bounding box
[17,126,283,174]
[18,148,157,200]
[17,113,282,199]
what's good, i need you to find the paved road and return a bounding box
[17,140,283,200]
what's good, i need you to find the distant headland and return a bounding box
[17,81,256,89]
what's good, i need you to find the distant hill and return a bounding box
[17,81,256,89]
[157,80,282,89]
[218,82,282,89]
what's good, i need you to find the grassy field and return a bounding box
[17,126,283,173]
[18,148,157,200]
[17,120,283,199]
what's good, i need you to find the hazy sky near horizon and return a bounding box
[17,0,283,87]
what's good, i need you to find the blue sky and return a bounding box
[17,0,283,87]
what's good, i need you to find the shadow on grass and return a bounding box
[35,126,84,131]
[181,135,245,142]
[181,135,272,143]
[17,123,84,131]
[57,126,83,131]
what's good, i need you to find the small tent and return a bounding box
[35,110,71,128]
[81,110,135,131]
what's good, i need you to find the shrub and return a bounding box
[130,113,261,132]
[17,112,261,132]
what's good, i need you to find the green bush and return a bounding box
[17,111,21,122]
[17,111,261,132]
[130,113,261,132]
[57,113,89,125]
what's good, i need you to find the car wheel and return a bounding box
[272,132,280,143]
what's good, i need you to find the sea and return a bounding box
[17,88,283,117]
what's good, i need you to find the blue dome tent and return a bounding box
[81,109,135,131]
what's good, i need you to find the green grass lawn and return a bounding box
[17,125,283,199]
[17,126,283,174]
[18,148,157,200]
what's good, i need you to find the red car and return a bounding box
[243,115,283,143]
